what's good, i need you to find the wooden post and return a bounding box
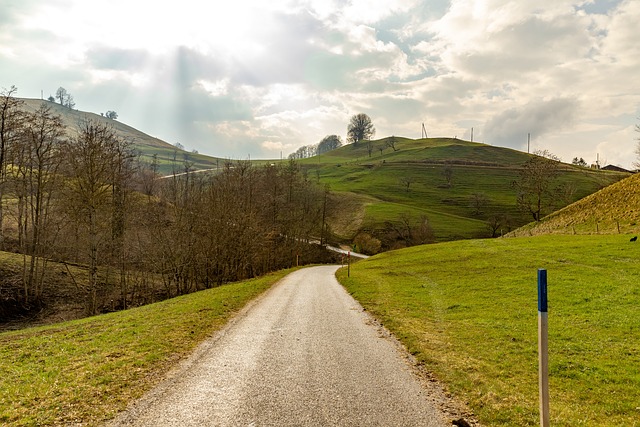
[538,269,550,427]
[347,252,351,277]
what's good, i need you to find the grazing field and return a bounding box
[300,137,627,243]
[337,235,640,426]
[0,269,294,426]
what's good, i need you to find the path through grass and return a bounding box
[0,269,293,426]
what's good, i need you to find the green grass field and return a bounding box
[0,269,294,426]
[336,235,640,426]
[301,138,626,243]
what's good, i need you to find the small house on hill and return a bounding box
[602,165,632,173]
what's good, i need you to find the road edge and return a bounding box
[333,267,481,427]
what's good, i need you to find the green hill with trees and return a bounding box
[14,98,631,252]
[298,136,628,251]
[1,92,332,326]
[19,98,224,175]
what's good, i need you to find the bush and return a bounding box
[353,233,382,255]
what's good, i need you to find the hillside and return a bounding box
[19,98,224,175]
[300,137,628,247]
[514,171,640,236]
[15,100,630,246]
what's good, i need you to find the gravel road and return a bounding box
[110,265,453,426]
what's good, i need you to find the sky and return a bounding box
[1,0,639,167]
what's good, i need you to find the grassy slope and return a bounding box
[516,172,640,236]
[0,269,293,426]
[16,103,627,240]
[302,137,627,242]
[337,235,640,426]
[20,98,224,175]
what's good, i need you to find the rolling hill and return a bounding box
[16,100,629,246]
[299,137,628,246]
[19,98,224,175]
[513,171,640,236]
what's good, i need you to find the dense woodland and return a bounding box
[0,88,333,320]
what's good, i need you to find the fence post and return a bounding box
[347,251,351,277]
[538,269,550,427]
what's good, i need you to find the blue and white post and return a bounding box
[538,269,550,427]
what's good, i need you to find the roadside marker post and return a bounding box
[348,252,351,277]
[538,269,550,427]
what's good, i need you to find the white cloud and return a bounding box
[484,98,580,148]
[1,0,639,166]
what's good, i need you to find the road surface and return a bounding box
[111,266,452,426]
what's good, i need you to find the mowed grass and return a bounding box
[0,269,294,426]
[336,235,640,426]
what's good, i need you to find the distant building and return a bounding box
[602,165,632,173]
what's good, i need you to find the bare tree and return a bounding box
[0,86,25,248]
[383,213,434,248]
[55,87,67,106]
[572,157,587,167]
[55,87,75,109]
[11,104,65,303]
[486,214,514,237]
[65,94,75,109]
[366,140,373,157]
[486,215,502,238]
[469,192,489,216]
[442,163,454,188]
[399,176,414,192]
[347,113,375,145]
[61,120,132,314]
[512,150,562,222]
[289,144,317,159]
[386,136,399,151]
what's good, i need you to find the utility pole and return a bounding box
[421,123,428,139]
[471,127,474,142]
[528,133,531,154]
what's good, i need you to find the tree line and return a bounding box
[0,87,331,318]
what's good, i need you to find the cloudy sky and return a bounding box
[1,0,639,167]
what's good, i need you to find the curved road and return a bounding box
[111,266,450,426]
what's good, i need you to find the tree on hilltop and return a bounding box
[386,136,399,151]
[55,87,75,109]
[317,135,342,154]
[347,113,375,145]
[572,157,587,167]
